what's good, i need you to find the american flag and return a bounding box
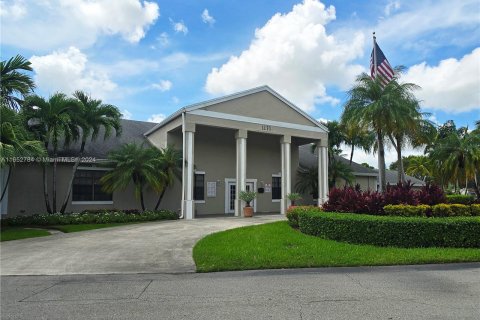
[370,41,394,85]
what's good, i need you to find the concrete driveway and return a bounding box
[0,215,284,275]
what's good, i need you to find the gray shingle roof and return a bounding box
[55,119,156,159]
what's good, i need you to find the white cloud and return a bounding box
[205,0,365,112]
[171,19,188,34]
[317,117,330,123]
[147,113,166,123]
[121,109,133,120]
[384,1,400,17]
[30,46,117,99]
[151,80,172,92]
[201,9,215,26]
[403,48,480,113]
[1,0,159,50]
[172,96,180,104]
[0,0,27,20]
[158,32,169,46]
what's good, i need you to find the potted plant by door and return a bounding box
[239,191,257,217]
[287,193,302,209]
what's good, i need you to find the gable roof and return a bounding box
[144,86,328,136]
[56,119,156,159]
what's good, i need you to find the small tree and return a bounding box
[239,191,257,207]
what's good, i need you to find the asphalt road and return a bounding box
[1,263,479,320]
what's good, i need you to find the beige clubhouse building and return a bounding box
[144,86,329,219]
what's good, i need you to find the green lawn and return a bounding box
[0,227,51,242]
[193,221,480,272]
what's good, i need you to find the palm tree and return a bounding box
[100,143,162,211]
[0,106,45,202]
[59,91,122,213]
[342,69,420,192]
[341,120,375,165]
[153,146,182,210]
[1,55,36,110]
[22,93,82,213]
[295,166,318,199]
[429,128,480,194]
[405,156,432,181]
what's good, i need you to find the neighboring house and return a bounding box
[1,86,330,219]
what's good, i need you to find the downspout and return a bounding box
[179,112,186,219]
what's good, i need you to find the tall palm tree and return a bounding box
[1,55,36,110]
[100,143,162,211]
[59,91,122,213]
[0,106,45,202]
[341,120,375,165]
[342,69,420,192]
[153,146,182,210]
[22,93,82,213]
[429,128,480,194]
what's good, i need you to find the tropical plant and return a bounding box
[295,165,318,199]
[22,93,82,213]
[405,155,432,181]
[0,106,46,201]
[287,192,302,206]
[0,55,36,110]
[153,145,182,210]
[342,69,422,191]
[59,91,122,213]
[340,120,375,165]
[239,190,257,207]
[429,127,480,195]
[100,143,163,211]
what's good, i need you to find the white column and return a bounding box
[280,135,291,214]
[317,141,328,206]
[183,123,195,220]
[235,130,247,217]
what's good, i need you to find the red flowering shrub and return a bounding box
[323,182,446,215]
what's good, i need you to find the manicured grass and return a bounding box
[50,223,138,233]
[193,221,480,272]
[0,227,51,242]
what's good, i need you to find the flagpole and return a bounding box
[373,32,378,78]
[373,31,383,192]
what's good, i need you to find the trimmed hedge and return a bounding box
[1,210,178,227]
[383,204,479,217]
[446,194,475,205]
[384,204,430,217]
[298,210,480,248]
[286,206,322,228]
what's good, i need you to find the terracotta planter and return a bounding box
[243,206,253,217]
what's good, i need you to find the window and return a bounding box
[272,176,281,200]
[194,172,205,201]
[72,169,112,202]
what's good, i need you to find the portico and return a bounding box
[145,86,329,219]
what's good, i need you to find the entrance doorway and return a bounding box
[225,179,257,214]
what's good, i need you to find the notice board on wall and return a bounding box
[207,182,216,197]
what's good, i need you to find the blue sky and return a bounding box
[1,0,479,166]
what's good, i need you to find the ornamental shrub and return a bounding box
[415,182,446,205]
[286,206,322,228]
[471,204,480,216]
[383,204,430,217]
[446,194,475,205]
[384,181,418,205]
[431,204,471,217]
[298,210,480,248]
[1,210,178,227]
